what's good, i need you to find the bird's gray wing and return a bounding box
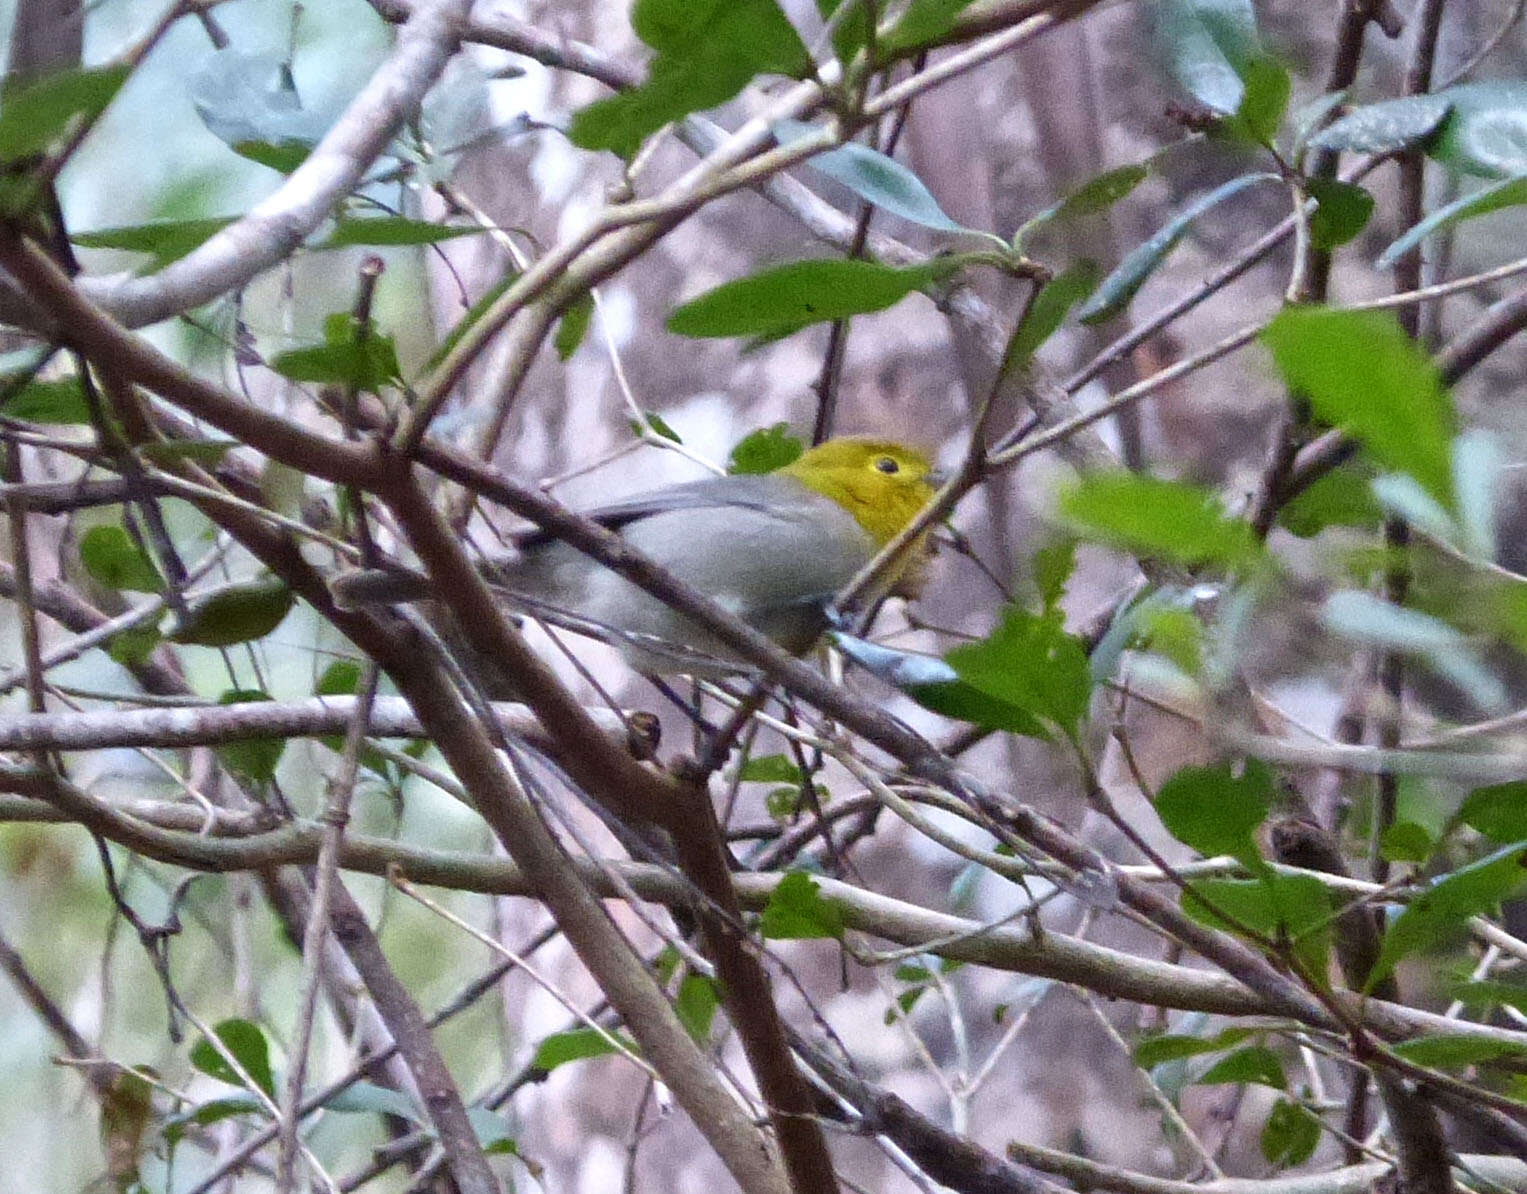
[509,475,800,549]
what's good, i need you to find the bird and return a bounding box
[331,436,944,676]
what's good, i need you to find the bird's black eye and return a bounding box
[874,456,900,474]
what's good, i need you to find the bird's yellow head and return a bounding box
[780,437,942,547]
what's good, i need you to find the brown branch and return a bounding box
[61,0,473,329]
[0,694,641,756]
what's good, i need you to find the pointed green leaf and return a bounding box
[945,604,1092,738]
[1002,262,1100,374]
[1459,782,1527,843]
[1198,1044,1285,1089]
[214,689,286,783]
[167,577,294,647]
[79,525,164,593]
[190,1019,275,1097]
[667,259,935,339]
[1261,1099,1320,1167]
[1306,178,1374,249]
[1370,841,1527,988]
[554,292,595,361]
[1306,93,1452,155]
[73,217,236,267]
[1432,82,1527,177]
[777,121,966,232]
[879,0,981,54]
[569,0,812,157]
[1077,174,1274,322]
[728,423,803,474]
[1183,873,1332,979]
[1390,1032,1527,1069]
[1,376,92,423]
[1263,307,1454,507]
[1060,473,1264,570]
[0,63,132,162]
[1379,173,1527,267]
[319,216,484,248]
[1155,0,1260,113]
[1155,761,1273,868]
[530,1027,636,1073]
[760,870,844,939]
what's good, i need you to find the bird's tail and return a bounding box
[329,567,433,610]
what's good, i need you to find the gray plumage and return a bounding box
[332,473,877,676]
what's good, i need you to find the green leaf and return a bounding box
[728,423,804,473]
[629,410,682,443]
[1032,539,1077,613]
[1077,174,1273,322]
[428,272,518,371]
[167,577,294,647]
[105,623,161,667]
[765,785,803,820]
[1459,782,1527,843]
[569,0,812,158]
[1278,466,1382,537]
[1452,428,1505,561]
[320,216,484,248]
[738,753,803,784]
[879,0,981,54]
[190,1019,275,1097]
[777,120,965,232]
[270,312,401,391]
[232,139,311,173]
[1154,761,1272,868]
[1380,820,1434,863]
[190,50,322,174]
[1218,55,1290,147]
[466,1106,516,1150]
[760,870,844,939]
[79,525,164,593]
[0,63,132,162]
[1446,978,1527,1014]
[1431,82,1527,177]
[1306,178,1374,249]
[905,676,1053,738]
[1378,172,1527,267]
[1060,473,1263,570]
[1370,841,1527,988]
[1263,307,1455,507]
[1289,89,1349,159]
[1198,1044,1286,1089]
[1390,1033,1527,1069]
[317,659,362,697]
[554,292,595,361]
[1322,590,1504,712]
[675,974,720,1042]
[945,604,1092,739]
[815,0,872,65]
[137,439,238,466]
[72,217,236,267]
[1002,262,1100,375]
[323,1081,421,1121]
[1184,873,1332,979]
[1020,164,1151,242]
[1,376,92,423]
[1306,93,1452,155]
[214,689,286,784]
[1155,0,1260,114]
[1261,1099,1320,1167]
[1134,1026,1253,1069]
[667,259,935,339]
[530,1027,635,1073]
